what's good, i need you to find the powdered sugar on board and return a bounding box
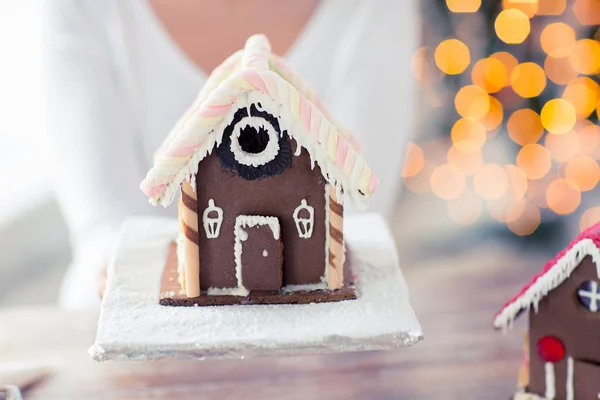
[89,214,422,361]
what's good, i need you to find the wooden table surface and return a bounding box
[0,244,543,400]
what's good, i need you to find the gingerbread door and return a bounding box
[235,216,283,291]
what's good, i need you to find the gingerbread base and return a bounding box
[159,242,356,306]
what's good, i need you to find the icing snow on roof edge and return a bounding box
[493,223,600,330]
[140,34,378,208]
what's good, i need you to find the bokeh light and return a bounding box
[573,0,600,25]
[545,130,580,162]
[471,58,507,93]
[495,9,531,44]
[541,99,576,135]
[446,0,481,13]
[578,122,600,159]
[434,39,471,75]
[562,77,600,119]
[480,96,504,133]
[546,178,581,215]
[430,164,466,200]
[490,51,518,87]
[451,118,487,152]
[487,196,526,224]
[565,155,600,192]
[544,55,579,85]
[505,164,528,199]
[404,161,434,194]
[510,62,546,98]
[580,206,600,232]
[473,163,509,199]
[455,85,490,119]
[507,200,541,236]
[502,0,538,18]
[527,172,558,208]
[540,23,575,58]
[447,146,483,175]
[537,0,566,15]
[516,144,552,180]
[401,142,425,178]
[447,189,483,225]
[568,39,600,75]
[507,109,543,146]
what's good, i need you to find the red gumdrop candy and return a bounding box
[537,336,565,363]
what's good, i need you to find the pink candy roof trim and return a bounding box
[493,221,600,328]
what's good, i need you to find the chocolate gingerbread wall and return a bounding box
[528,256,600,399]
[194,139,328,290]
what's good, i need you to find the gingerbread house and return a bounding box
[140,34,378,307]
[494,223,600,400]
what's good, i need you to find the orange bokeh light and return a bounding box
[495,9,531,44]
[546,178,581,215]
[580,206,600,232]
[455,85,490,119]
[516,144,552,180]
[540,23,575,58]
[562,77,600,119]
[541,99,576,135]
[578,123,600,159]
[537,0,566,15]
[490,52,518,87]
[507,109,544,146]
[446,0,481,12]
[471,58,508,93]
[473,164,509,200]
[545,130,580,162]
[404,162,433,194]
[430,164,466,200]
[505,164,528,199]
[451,118,487,153]
[565,155,600,192]
[573,0,600,25]
[488,196,527,224]
[569,39,600,75]
[434,39,471,75]
[447,190,483,225]
[502,0,538,18]
[511,62,547,98]
[481,96,504,132]
[401,142,425,178]
[447,146,483,175]
[544,55,579,85]
[507,200,541,236]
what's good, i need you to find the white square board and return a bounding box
[89,214,422,361]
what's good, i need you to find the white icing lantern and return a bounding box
[203,199,223,239]
[293,199,314,239]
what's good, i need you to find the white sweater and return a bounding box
[42,0,418,307]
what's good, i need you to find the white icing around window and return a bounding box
[577,280,600,312]
[202,199,223,239]
[293,199,315,239]
[230,116,280,167]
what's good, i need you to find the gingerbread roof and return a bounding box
[493,222,600,330]
[141,34,378,207]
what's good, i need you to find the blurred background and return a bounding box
[394,0,600,261]
[1,0,599,306]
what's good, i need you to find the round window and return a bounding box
[576,280,600,312]
[217,104,292,180]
